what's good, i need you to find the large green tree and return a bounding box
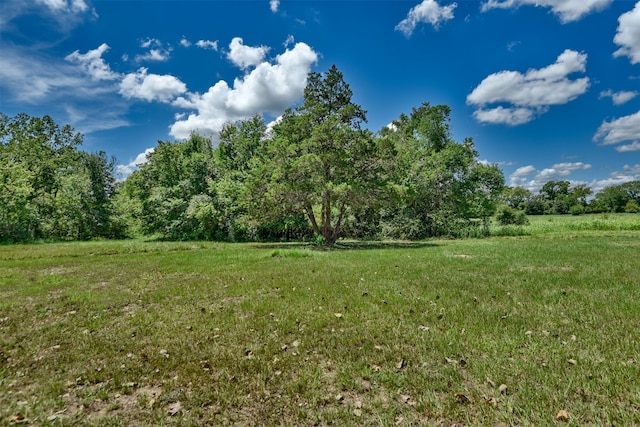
[118,133,221,240]
[0,113,121,241]
[379,103,504,238]
[253,65,393,244]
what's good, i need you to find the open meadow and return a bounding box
[1,214,639,426]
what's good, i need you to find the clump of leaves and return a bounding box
[495,204,529,226]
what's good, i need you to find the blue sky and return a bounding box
[1,0,639,193]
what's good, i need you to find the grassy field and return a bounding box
[1,215,639,425]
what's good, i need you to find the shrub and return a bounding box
[570,204,585,216]
[625,200,639,213]
[496,205,529,226]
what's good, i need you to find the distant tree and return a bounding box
[569,184,592,206]
[625,200,639,213]
[569,204,585,216]
[501,186,532,210]
[620,181,640,203]
[541,180,570,201]
[525,194,548,215]
[592,184,631,213]
[538,181,592,215]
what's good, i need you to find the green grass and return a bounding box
[1,223,639,425]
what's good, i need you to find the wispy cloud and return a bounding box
[179,36,191,48]
[616,141,640,152]
[2,0,96,34]
[0,44,113,104]
[37,0,89,13]
[481,0,613,23]
[1,42,129,135]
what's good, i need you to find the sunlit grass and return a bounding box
[1,227,639,425]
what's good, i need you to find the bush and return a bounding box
[570,204,585,216]
[496,205,529,226]
[625,200,639,213]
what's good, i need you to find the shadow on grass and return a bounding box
[251,240,440,251]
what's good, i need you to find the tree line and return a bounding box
[501,180,639,217]
[1,66,637,243]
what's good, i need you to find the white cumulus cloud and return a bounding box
[136,48,171,62]
[135,38,172,62]
[227,37,270,69]
[511,165,537,177]
[599,89,638,105]
[119,68,187,102]
[481,0,613,23]
[589,164,640,192]
[395,0,457,37]
[65,43,120,81]
[617,141,640,152]
[270,0,280,13]
[593,110,640,147]
[509,162,592,190]
[467,49,590,125]
[613,1,640,64]
[196,39,219,50]
[169,41,318,139]
[116,147,155,179]
[472,106,536,126]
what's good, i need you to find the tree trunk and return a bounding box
[304,204,321,236]
[330,201,346,244]
[321,192,334,244]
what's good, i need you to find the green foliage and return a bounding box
[378,103,504,239]
[22,81,640,244]
[592,181,640,213]
[495,204,529,226]
[569,204,585,216]
[501,186,532,210]
[251,65,393,244]
[525,194,548,215]
[117,134,222,240]
[0,113,122,242]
